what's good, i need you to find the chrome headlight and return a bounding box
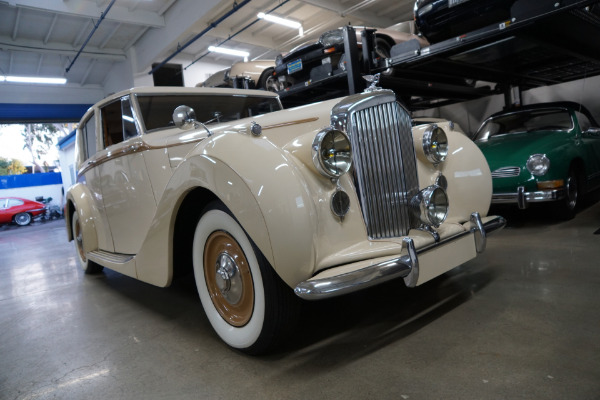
[275,54,283,66]
[411,185,449,227]
[312,128,352,178]
[526,154,550,176]
[319,29,344,48]
[422,125,448,164]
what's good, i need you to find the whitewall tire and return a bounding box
[192,202,298,354]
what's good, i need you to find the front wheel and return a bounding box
[192,202,298,354]
[554,167,580,220]
[14,212,32,226]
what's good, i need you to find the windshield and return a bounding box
[136,94,282,132]
[475,109,573,141]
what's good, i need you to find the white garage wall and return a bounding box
[415,74,600,136]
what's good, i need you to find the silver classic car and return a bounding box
[66,85,505,354]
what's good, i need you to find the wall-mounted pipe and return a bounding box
[184,0,291,70]
[149,0,252,75]
[66,0,116,73]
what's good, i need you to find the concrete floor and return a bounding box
[1,200,599,400]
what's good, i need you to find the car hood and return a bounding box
[476,130,568,170]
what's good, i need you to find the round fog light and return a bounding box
[411,185,449,227]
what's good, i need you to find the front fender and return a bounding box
[65,183,98,254]
[135,132,317,288]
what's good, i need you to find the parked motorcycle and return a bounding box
[35,196,63,220]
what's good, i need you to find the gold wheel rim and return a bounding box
[204,231,254,327]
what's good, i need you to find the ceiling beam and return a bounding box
[44,14,58,44]
[295,0,396,27]
[0,35,127,61]
[12,8,21,40]
[6,0,165,28]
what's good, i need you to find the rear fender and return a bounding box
[65,183,98,254]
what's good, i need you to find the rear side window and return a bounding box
[81,114,97,160]
[7,199,24,208]
[100,96,139,147]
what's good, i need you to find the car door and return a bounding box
[575,111,600,190]
[96,96,157,255]
[0,198,10,223]
[78,111,115,252]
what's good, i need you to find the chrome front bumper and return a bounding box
[294,212,506,300]
[492,186,566,209]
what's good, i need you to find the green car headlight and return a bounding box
[312,128,352,178]
[411,185,449,227]
[423,125,448,164]
[526,154,550,176]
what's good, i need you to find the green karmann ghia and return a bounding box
[474,102,600,218]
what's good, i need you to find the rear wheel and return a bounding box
[72,211,103,274]
[192,202,298,354]
[14,212,32,226]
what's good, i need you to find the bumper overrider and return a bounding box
[492,186,566,209]
[294,212,506,300]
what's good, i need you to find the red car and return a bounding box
[0,197,46,226]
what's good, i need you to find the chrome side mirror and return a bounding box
[173,105,197,130]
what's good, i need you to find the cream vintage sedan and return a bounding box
[66,85,505,354]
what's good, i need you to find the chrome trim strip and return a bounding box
[262,117,319,130]
[294,214,506,300]
[77,138,206,176]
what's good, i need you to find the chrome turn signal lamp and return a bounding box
[312,128,352,178]
[423,125,448,164]
[411,185,449,227]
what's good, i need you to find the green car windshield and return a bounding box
[475,109,573,141]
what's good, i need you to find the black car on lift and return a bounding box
[414,0,516,43]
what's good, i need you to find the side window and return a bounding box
[100,96,139,148]
[575,111,591,131]
[82,114,97,160]
[8,199,24,208]
[0,199,7,209]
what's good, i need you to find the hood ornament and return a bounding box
[363,73,382,92]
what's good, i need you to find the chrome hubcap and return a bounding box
[215,252,243,304]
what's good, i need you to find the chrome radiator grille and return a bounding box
[348,101,419,239]
[491,166,521,178]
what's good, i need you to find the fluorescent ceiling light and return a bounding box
[257,12,303,36]
[208,46,249,62]
[0,75,67,84]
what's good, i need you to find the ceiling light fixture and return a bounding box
[208,46,250,62]
[0,75,67,85]
[257,12,303,36]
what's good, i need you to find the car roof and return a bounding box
[487,101,598,126]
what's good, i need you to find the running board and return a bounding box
[87,250,137,278]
